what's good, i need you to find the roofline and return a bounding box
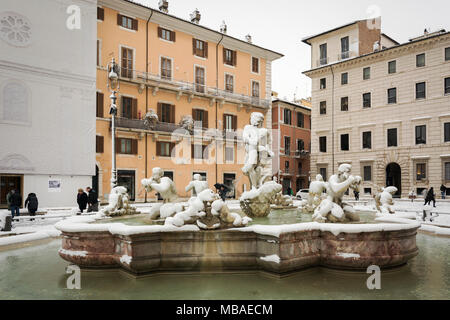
[272,99,311,112]
[302,30,450,75]
[120,0,284,59]
[381,33,400,45]
[301,21,358,45]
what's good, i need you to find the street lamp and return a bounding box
[107,57,120,190]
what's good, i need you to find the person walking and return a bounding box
[24,193,39,221]
[440,184,447,200]
[424,187,436,207]
[86,187,99,213]
[6,189,14,212]
[353,190,360,201]
[77,188,88,214]
[214,183,230,202]
[10,190,22,220]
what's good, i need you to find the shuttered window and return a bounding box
[193,109,208,128]
[158,27,175,42]
[223,48,236,66]
[195,66,205,93]
[223,114,237,131]
[116,138,137,155]
[161,57,172,80]
[193,39,208,58]
[297,112,304,128]
[96,92,104,118]
[121,47,133,78]
[252,57,259,73]
[121,97,137,119]
[117,14,137,31]
[252,81,260,98]
[157,103,175,123]
[225,74,234,93]
[156,142,174,157]
[97,7,104,21]
[96,136,104,153]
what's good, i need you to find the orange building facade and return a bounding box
[95,0,283,202]
[272,99,312,195]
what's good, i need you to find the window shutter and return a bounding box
[192,38,196,55]
[171,31,176,42]
[116,138,120,154]
[157,103,162,120]
[96,136,104,153]
[97,7,104,21]
[156,142,161,156]
[132,139,138,155]
[157,27,162,38]
[170,143,175,157]
[191,144,194,159]
[117,14,122,26]
[170,104,175,124]
[233,50,237,66]
[204,110,209,128]
[204,42,208,58]
[132,98,138,119]
[96,92,104,118]
[223,48,226,63]
[233,115,237,131]
[132,18,138,31]
[223,114,226,130]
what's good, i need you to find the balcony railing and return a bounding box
[337,51,355,61]
[316,57,329,67]
[116,66,271,108]
[294,150,310,158]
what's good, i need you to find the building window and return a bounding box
[96,92,104,118]
[158,27,175,42]
[223,48,236,66]
[415,125,426,145]
[156,141,174,157]
[97,7,104,21]
[157,103,174,123]
[320,78,326,90]
[445,162,450,180]
[297,139,305,151]
[388,60,396,74]
[121,96,137,119]
[340,36,349,59]
[193,38,207,58]
[340,134,349,151]
[363,67,370,80]
[341,72,348,85]
[416,53,425,67]
[284,137,291,156]
[319,43,327,65]
[341,97,348,111]
[445,122,450,142]
[225,146,234,162]
[96,40,101,66]
[252,81,260,98]
[252,57,259,73]
[446,47,450,61]
[416,163,426,181]
[363,93,371,109]
[319,101,326,115]
[364,188,372,195]
[319,168,327,181]
[283,109,292,125]
[192,144,208,159]
[195,66,205,93]
[319,136,327,153]
[223,114,237,131]
[416,82,426,99]
[121,47,133,78]
[362,131,372,149]
[387,88,397,104]
[193,109,208,129]
[96,136,104,153]
[387,128,398,147]
[117,14,137,31]
[285,161,290,170]
[363,166,372,181]
[445,77,450,95]
[298,162,303,174]
[160,57,172,80]
[118,138,137,155]
[297,112,304,128]
[225,74,234,93]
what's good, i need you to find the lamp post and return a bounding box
[107,58,119,190]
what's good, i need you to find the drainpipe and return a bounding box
[145,9,154,203]
[215,34,224,184]
[330,65,335,174]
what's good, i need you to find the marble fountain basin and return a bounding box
[55,212,420,275]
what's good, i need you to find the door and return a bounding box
[117,170,135,201]
[223,173,236,199]
[386,163,401,197]
[0,175,22,208]
[92,166,99,194]
[282,178,291,195]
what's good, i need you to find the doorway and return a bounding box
[223,173,236,199]
[386,163,401,197]
[92,166,99,194]
[282,178,291,195]
[0,175,23,208]
[117,170,135,201]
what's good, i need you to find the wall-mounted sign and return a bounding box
[48,179,61,192]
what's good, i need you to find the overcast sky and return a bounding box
[134,0,450,101]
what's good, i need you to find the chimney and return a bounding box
[245,34,252,43]
[158,0,168,13]
[190,8,201,24]
[220,21,227,34]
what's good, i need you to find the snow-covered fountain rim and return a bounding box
[55,214,420,238]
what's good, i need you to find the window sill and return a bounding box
[119,26,136,33]
[224,63,235,68]
[159,38,174,44]
[194,55,207,61]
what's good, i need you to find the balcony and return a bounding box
[316,57,329,67]
[116,67,271,109]
[337,51,355,61]
[294,150,310,159]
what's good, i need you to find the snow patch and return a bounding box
[59,248,87,257]
[337,253,360,259]
[259,254,280,264]
[120,255,132,265]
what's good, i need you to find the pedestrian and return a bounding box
[214,183,230,202]
[6,189,14,211]
[77,188,88,214]
[353,189,360,201]
[10,190,22,220]
[440,184,447,200]
[424,187,436,208]
[287,187,292,196]
[86,187,99,213]
[24,193,38,221]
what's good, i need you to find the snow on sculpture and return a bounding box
[300,174,329,213]
[374,186,397,215]
[102,186,138,217]
[311,164,362,223]
[143,109,158,129]
[185,174,208,197]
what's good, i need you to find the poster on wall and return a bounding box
[48,179,61,192]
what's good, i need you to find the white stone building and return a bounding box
[0,0,97,208]
[303,19,450,198]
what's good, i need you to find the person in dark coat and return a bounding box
[77,188,88,213]
[354,190,360,201]
[10,190,21,219]
[424,187,436,207]
[214,183,230,202]
[86,187,99,212]
[440,184,447,200]
[24,193,38,221]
